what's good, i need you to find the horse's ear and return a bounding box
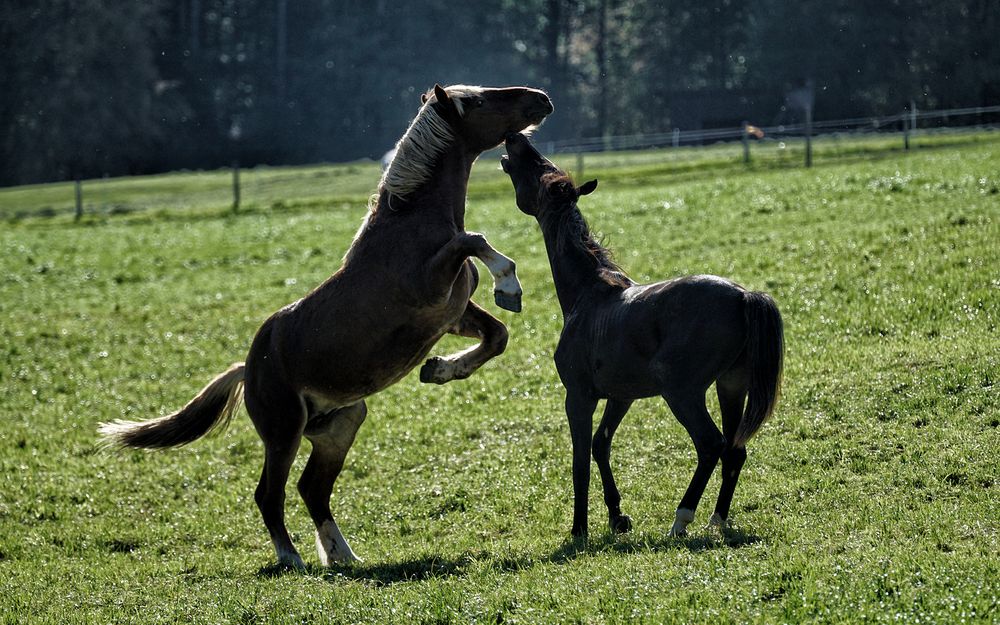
[578,179,599,196]
[421,92,429,104]
[433,84,458,116]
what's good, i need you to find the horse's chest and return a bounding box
[555,320,659,400]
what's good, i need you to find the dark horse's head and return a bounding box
[422,84,553,154]
[501,132,597,216]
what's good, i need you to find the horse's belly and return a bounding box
[267,261,472,407]
[592,365,661,400]
[290,307,457,404]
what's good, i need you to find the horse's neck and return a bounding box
[378,147,474,229]
[537,206,609,316]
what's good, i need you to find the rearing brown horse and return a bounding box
[100,85,553,569]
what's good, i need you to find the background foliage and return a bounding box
[3,0,999,185]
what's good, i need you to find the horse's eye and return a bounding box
[474,98,485,108]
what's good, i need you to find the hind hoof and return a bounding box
[494,290,522,313]
[705,512,727,531]
[610,514,632,534]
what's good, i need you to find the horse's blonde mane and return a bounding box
[371,85,484,209]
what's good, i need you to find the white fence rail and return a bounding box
[5,104,998,221]
[541,104,1000,159]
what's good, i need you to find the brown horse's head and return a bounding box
[423,84,553,153]
[501,132,597,216]
[378,85,553,204]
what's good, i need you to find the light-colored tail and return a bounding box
[100,363,245,449]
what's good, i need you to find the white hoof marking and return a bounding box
[316,519,361,565]
[706,512,727,530]
[481,252,520,297]
[669,507,695,537]
[495,271,522,298]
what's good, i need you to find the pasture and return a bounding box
[1,134,997,623]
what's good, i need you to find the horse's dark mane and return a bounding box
[541,172,632,289]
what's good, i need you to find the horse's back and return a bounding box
[636,275,748,390]
[562,275,749,398]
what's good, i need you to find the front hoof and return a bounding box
[277,553,307,571]
[494,290,522,313]
[610,514,632,534]
[667,527,688,538]
[419,357,451,384]
[570,525,588,539]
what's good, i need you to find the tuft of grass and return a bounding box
[1,133,998,623]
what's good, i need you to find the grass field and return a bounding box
[0,134,997,624]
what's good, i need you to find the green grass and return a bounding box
[1,133,998,624]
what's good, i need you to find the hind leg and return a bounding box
[663,390,725,537]
[246,389,307,568]
[298,401,367,565]
[709,371,750,529]
[592,399,633,533]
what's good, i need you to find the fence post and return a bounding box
[742,121,751,164]
[576,151,584,180]
[910,100,917,146]
[804,104,813,167]
[903,106,910,151]
[74,179,83,221]
[672,127,680,148]
[232,162,240,213]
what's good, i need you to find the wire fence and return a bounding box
[541,104,1000,155]
[1,104,997,222]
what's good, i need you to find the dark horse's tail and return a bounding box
[99,363,245,449]
[733,292,784,448]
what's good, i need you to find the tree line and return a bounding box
[2,0,997,186]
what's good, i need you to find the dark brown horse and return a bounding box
[100,85,553,568]
[500,132,783,538]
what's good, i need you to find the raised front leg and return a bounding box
[592,398,633,533]
[420,300,509,384]
[566,390,598,538]
[425,231,522,312]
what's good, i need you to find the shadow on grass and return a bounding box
[270,525,764,586]
[548,525,763,564]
